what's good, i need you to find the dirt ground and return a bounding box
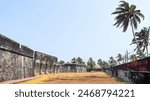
[18,72,125,84]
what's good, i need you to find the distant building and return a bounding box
[60,63,87,73]
[95,65,102,69]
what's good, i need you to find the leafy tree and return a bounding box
[97,59,109,68]
[112,0,145,57]
[97,59,103,66]
[131,27,150,56]
[71,57,76,63]
[59,60,65,65]
[108,56,117,67]
[102,61,109,68]
[76,57,85,64]
[116,53,123,64]
[129,54,137,61]
[87,57,95,69]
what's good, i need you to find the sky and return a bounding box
[0,0,150,63]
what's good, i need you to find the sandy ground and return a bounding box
[18,72,125,84]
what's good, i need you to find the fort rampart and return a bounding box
[0,34,58,82]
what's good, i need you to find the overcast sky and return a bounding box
[0,0,150,62]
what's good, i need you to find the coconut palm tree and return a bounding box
[59,60,65,65]
[71,57,76,63]
[129,54,137,61]
[141,27,150,56]
[112,0,145,57]
[102,61,109,68]
[87,57,95,69]
[108,56,117,67]
[97,59,103,66]
[76,57,85,64]
[131,27,150,56]
[116,53,123,64]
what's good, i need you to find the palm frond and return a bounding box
[113,14,126,27]
[111,10,126,15]
[116,7,128,12]
[135,12,145,20]
[122,17,129,32]
[119,1,129,9]
[134,15,141,23]
[130,4,136,12]
[131,16,138,29]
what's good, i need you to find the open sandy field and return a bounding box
[18,72,125,84]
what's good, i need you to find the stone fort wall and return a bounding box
[0,34,58,82]
[34,51,58,75]
[0,34,34,82]
[105,57,150,84]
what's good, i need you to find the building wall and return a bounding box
[61,63,87,73]
[130,71,150,83]
[106,57,150,83]
[0,34,90,83]
[116,69,130,82]
[34,51,58,75]
[0,34,34,82]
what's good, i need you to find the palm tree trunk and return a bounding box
[130,21,145,58]
[146,46,148,56]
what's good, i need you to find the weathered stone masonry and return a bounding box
[0,34,88,82]
[60,63,87,73]
[34,51,58,75]
[0,34,58,82]
[0,34,34,82]
[105,57,150,84]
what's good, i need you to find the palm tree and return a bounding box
[112,0,145,57]
[116,53,123,64]
[87,57,95,69]
[141,27,150,56]
[108,56,117,67]
[129,54,137,61]
[131,27,150,56]
[76,57,85,64]
[71,57,76,63]
[97,59,103,66]
[59,60,65,65]
[97,59,109,67]
[102,61,109,68]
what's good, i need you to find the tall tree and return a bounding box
[71,57,76,63]
[129,54,137,61]
[102,61,109,68]
[108,56,117,67]
[131,27,150,56]
[76,57,85,64]
[97,59,103,66]
[87,57,95,69]
[59,60,65,65]
[112,0,145,57]
[116,53,123,64]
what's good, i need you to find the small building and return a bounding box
[60,63,87,73]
